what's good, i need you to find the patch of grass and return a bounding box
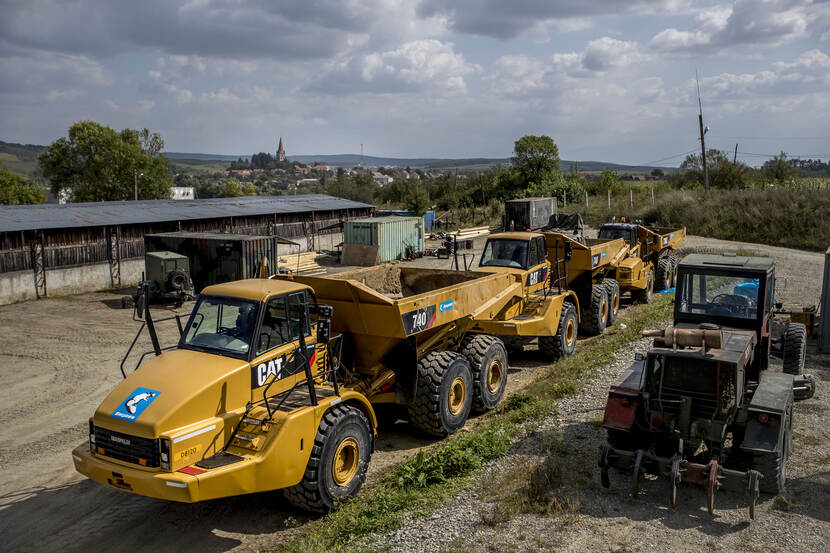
[573,187,830,252]
[274,296,672,553]
[772,495,801,512]
[394,427,511,490]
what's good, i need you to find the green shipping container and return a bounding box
[144,232,284,292]
[344,216,424,263]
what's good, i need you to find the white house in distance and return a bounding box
[170,186,195,200]
[373,172,393,186]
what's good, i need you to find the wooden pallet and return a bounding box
[278,252,329,275]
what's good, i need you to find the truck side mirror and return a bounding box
[136,289,146,319]
[317,318,331,345]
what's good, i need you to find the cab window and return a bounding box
[256,291,311,356]
[528,236,545,267]
[480,239,528,269]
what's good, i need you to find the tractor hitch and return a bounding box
[599,443,762,520]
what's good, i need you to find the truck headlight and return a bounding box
[89,419,96,453]
[160,438,171,470]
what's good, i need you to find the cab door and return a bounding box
[524,236,550,294]
[249,290,317,401]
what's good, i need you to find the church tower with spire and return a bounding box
[276,137,286,162]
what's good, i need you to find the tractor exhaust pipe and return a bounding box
[643,327,723,349]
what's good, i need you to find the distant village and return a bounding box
[207,137,661,197]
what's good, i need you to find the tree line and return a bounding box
[1,120,827,206]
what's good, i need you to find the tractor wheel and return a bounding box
[633,268,654,304]
[752,406,792,494]
[461,334,508,413]
[782,323,807,375]
[539,302,578,361]
[581,284,609,335]
[283,404,372,512]
[655,257,672,292]
[603,278,620,327]
[408,351,473,437]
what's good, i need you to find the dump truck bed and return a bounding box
[640,226,685,255]
[543,233,628,285]
[282,266,521,370]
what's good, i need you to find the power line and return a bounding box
[639,148,700,166]
[710,135,830,140]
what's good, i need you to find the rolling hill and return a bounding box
[1,140,674,178]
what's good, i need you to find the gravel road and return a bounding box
[0,232,826,553]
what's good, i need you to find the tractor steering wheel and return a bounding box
[710,294,751,317]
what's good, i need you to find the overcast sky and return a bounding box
[1,0,829,166]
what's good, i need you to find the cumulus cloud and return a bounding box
[488,37,644,96]
[0,48,110,98]
[651,0,823,55]
[304,40,480,95]
[662,49,830,119]
[416,0,691,39]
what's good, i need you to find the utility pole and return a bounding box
[697,71,709,193]
[733,143,738,164]
[133,169,140,200]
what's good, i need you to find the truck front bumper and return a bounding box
[72,443,200,502]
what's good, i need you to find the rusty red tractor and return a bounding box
[599,253,816,519]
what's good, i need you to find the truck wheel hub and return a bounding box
[487,360,503,394]
[332,437,360,486]
[448,377,466,415]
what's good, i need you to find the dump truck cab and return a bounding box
[476,232,551,294]
[598,223,640,255]
[474,231,580,360]
[74,278,378,512]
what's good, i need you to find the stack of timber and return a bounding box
[278,251,328,276]
[453,226,491,240]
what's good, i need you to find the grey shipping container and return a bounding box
[144,232,285,292]
[343,216,424,263]
[503,197,557,231]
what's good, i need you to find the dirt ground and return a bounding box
[0,232,826,552]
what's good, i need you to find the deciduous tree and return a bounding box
[38,121,171,202]
[0,168,46,205]
[511,135,562,189]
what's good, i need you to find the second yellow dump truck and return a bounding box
[73,255,579,512]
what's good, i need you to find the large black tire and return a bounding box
[539,302,578,360]
[782,323,807,375]
[461,334,508,413]
[752,406,792,494]
[669,255,680,288]
[633,267,654,304]
[581,284,608,335]
[283,404,372,512]
[655,257,672,292]
[603,278,620,326]
[409,351,473,437]
[167,268,189,291]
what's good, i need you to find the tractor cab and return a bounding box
[477,232,550,294]
[673,254,774,377]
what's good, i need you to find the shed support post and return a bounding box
[30,231,47,299]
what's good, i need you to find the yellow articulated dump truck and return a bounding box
[73,261,578,512]
[471,231,580,358]
[597,222,685,297]
[540,231,629,336]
